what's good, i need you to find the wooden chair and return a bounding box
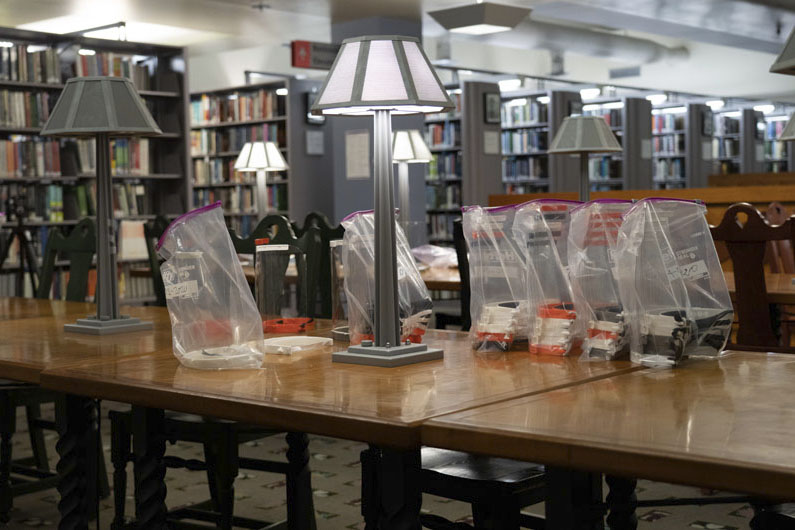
[144,215,170,307]
[292,212,344,318]
[110,218,321,529]
[1,219,101,523]
[710,202,795,352]
[434,219,471,331]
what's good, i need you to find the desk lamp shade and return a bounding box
[234,141,288,172]
[548,115,622,203]
[779,114,795,142]
[311,36,452,366]
[310,35,454,116]
[40,76,160,334]
[392,129,432,162]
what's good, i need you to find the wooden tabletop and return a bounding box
[40,329,637,448]
[723,271,795,305]
[0,300,173,384]
[423,350,795,499]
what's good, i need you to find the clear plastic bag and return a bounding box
[463,205,528,352]
[411,244,458,269]
[157,202,264,370]
[567,200,632,360]
[513,199,582,355]
[340,210,433,345]
[613,198,733,367]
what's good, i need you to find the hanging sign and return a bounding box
[291,40,340,70]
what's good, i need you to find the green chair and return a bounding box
[2,218,103,523]
[291,212,344,318]
[144,215,170,307]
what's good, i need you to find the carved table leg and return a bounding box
[545,467,605,530]
[360,444,381,530]
[55,394,93,530]
[605,475,638,530]
[377,447,422,530]
[286,432,317,530]
[132,406,166,530]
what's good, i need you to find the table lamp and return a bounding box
[311,35,454,366]
[234,141,289,216]
[548,115,622,202]
[778,113,795,142]
[392,129,432,227]
[41,76,162,334]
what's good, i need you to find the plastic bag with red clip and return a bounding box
[156,202,264,370]
[567,200,632,360]
[463,205,528,352]
[340,210,433,346]
[512,199,582,355]
[613,198,733,367]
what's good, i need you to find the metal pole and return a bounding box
[397,161,410,228]
[373,109,400,348]
[95,133,119,321]
[256,169,268,216]
[579,152,590,202]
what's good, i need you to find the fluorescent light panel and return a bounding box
[580,88,601,100]
[754,104,775,114]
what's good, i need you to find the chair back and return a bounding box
[292,212,345,318]
[453,219,471,331]
[710,203,795,351]
[145,215,170,306]
[230,214,294,255]
[36,218,96,302]
[765,202,795,274]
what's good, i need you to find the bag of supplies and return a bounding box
[157,202,264,369]
[613,198,733,366]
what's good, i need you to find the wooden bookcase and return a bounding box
[0,26,189,301]
[763,112,794,172]
[189,78,326,237]
[652,102,712,189]
[500,90,550,194]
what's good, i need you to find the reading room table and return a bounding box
[422,350,795,528]
[39,324,640,530]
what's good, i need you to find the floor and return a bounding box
[4,403,755,529]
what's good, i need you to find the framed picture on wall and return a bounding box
[484,93,501,124]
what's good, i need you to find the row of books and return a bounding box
[72,138,151,176]
[713,137,739,159]
[0,90,55,128]
[113,182,148,218]
[716,160,740,175]
[764,120,789,161]
[193,159,237,186]
[425,122,460,148]
[425,91,462,121]
[426,152,461,180]
[586,108,622,127]
[502,157,548,181]
[426,214,457,243]
[654,134,685,156]
[501,98,548,127]
[190,124,283,156]
[425,184,460,211]
[0,139,61,178]
[226,215,255,239]
[714,115,740,136]
[0,45,60,84]
[501,130,547,154]
[588,156,622,181]
[74,52,151,91]
[504,182,547,194]
[191,89,286,125]
[653,158,685,180]
[652,114,684,133]
[194,185,288,214]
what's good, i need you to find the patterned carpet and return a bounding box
[3,402,755,529]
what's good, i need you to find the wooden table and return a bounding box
[423,350,795,516]
[724,271,795,305]
[0,297,95,321]
[40,326,638,529]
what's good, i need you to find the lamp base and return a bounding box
[333,341,443,367]
[64,315,154,335]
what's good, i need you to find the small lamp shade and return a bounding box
[41,76,162,137]
[310,35,454,116]
[548,115,622,154]
[392,130,432,163]
[779,114,795,141]
[234,141,288,172]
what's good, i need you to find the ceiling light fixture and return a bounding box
[498,78,522,91]
[537,95,550,104]
[706,100,725,110]
[428,2,531,35]
[580,87,601,100]
[754,104,776,114]
[645,93,667,105]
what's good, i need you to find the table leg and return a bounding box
[545,467,605,530]
[605,475,638,530]
[132,406,167,530]
[0,394,14,524]
[377,447,422,530]
[285,432,317,530]
[55,394,93,530]
[360,444,381,530]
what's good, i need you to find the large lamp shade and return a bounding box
[311,36,453,367]
[41,76,161,334]
[392,129,432,229]
[549,114,622,202]
[234,141,288,216]
[779,114,795,142]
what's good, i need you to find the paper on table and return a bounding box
[345,130,370,180]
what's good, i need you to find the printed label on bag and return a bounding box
[680,260,709,281]
[165,280,199,300]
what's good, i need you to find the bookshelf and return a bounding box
[500,90,549,193]
[189,78,327,237]
[712,108,764,175]
[652,102,712,189]
[763,113,794,172]
[582,98,624,190]
[0,26,189,301]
